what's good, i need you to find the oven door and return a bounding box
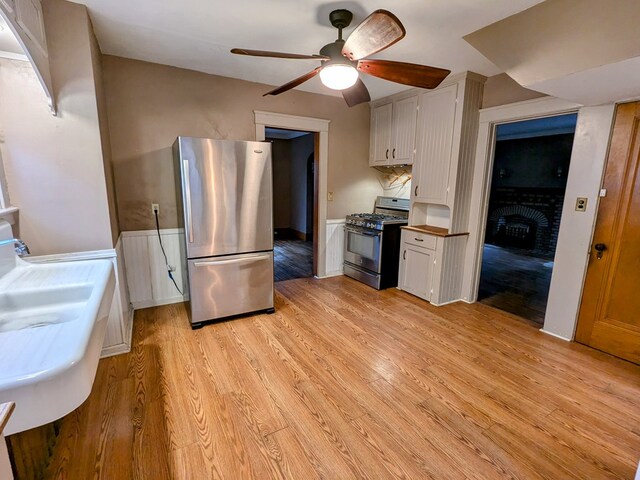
[344,226,383,273]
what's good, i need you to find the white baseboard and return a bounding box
[430,297,465,307]
[539,328,572,341]
[319,270,343,278]
[133,296,186,310]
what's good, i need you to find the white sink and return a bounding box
[0,284,93,332]
[0,222,115,435]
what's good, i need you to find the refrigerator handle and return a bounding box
[193,255,270,267]
[183,159,194,243]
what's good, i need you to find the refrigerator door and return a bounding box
[187,251,274,323]
[177,137,273,259]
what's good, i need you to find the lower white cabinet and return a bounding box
[398,228,469,306]
[400,244,433,301]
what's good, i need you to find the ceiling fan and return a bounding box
[231,9,451,107]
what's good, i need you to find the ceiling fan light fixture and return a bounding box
[319,64,358,90]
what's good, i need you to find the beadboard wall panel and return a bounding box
[121,229,186,309]
[450,79,484,233]
[324,219,345,277]
[433,235,468,306]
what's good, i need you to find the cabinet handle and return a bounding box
[414,185,419,197]
[392,148,396,159]
[403,250,406,260]
[385,149,389,160]
[414,237,424,242]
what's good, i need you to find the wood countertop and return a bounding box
[0,402,14,435]
[401,225,469,237]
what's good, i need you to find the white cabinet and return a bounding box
[413,84,458,203]
[369,95,418,166]
[398,228,469,306]
[14,0,47,56]
[371,103,393,165]
[0,0,53,112]
[0,0,14,13]
[399,243,433,301]
[410,72,485,234]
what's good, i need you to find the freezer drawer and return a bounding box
[187,251,274,324]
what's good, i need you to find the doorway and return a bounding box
[477,114,577,324]
[266,128,317,282]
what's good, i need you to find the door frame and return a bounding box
[254,110,330,277]
[459,97,621,341]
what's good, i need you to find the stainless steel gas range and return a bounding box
[344,196,409,289]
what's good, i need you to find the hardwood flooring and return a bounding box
[274,239,313,282]
[42,276,640,479]
[478,244,553,325]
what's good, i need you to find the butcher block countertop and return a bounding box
[401,225,470,237]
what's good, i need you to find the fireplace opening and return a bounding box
[478,113,577,325]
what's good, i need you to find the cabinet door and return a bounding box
[391,96,418,165]
[0,0,15,13]
[370,103,393,166]
[399,244,433,301]
[414,84,458,203]
[15,0,47,56]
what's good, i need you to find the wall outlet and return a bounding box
[151,203,160,215]
[575,197,587,212]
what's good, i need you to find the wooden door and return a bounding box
[370,103,392,166]
[414,84,458,203]
[575,102,640,364]
[391,96,418,165]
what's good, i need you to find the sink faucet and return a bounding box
[0,238,30,257]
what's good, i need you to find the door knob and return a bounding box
[594,243,607,260]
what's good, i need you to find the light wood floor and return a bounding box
[45,276,640,479]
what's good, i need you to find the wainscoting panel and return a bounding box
[121,229,187,309]
[121,234,153,305]
[325,219,345,277]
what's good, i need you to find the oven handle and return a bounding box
[345,226,382,237]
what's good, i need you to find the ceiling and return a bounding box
[69,0,545,100]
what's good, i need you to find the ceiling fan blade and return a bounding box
[342,10,406,61]
[263,67,322,96]
[342,78,371,107]
[231,48,329,60]
[357,59,451,89]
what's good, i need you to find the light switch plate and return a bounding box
[327,192,334,201]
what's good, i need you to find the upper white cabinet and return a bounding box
[413,84,458,204]
[411,72,486,233]
[0,0,54,112]
[370,102,393,165]
[0,0,15,13]
[14,0,47,57]
[369,94,418,167]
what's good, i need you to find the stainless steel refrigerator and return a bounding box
[173,137,274,328]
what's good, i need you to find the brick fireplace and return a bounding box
[485,188,565,258]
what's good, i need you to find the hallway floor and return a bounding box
[478,244,553,325]
[274,239,313,282]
